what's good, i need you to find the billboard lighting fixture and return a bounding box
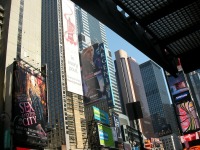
[14,57,47,77]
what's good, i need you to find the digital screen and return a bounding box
[80,43,114,107]
[97,124,115,147]
[12,62,47,147]
[93,106,109,125]
[176,101,200,133]
[166,71,189,99]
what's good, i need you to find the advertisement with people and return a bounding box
[12,62,47,147]
[97,124,115,148]
[112,113,123,142]
[80,43,114,107]
[176,101,200,133]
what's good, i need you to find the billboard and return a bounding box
[62,0,83,95]
[93,106,110,125]
[97,124,115,148]
[80,43,114,107]
[166,71,189,102]
[180,132,200,143]
[176,101,200,133]
[12,62,47,147]
[112,113,123,142]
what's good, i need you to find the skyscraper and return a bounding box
[115,50,154,138]
[42,0,87,149]
[76,6,122,114]
[140,60,179,136]
[0,0,42,149]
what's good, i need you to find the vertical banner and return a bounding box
[62,0,83,95]
[12,62,47,147]
[80,43,114,107]
[112,113,123,142]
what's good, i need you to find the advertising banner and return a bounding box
[80,43,114,107]
[62,0,83,95]
[166,71,189,103]
[12,62,47,147]
[180,132,199,143]
[97,124,115,148]
[93,106,109,125]
[112,113,123,142]
[176,101,200,133]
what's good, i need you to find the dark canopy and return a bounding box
[72,0,200,77]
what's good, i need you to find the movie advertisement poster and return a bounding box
[176,101,200,133]
[12,62,47,147]
[62,0,83,95]
[80,43,114,107]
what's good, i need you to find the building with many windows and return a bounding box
[42,0,87,149]
[76,6,122,114]
[0,0,42,149]
[115,50,154,139]
[140,60,179,136]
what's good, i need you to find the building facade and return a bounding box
[115,50,154,139]
[0,0,42,149]
[42,0,87,149]
[140,60,179,136]
[76,6,122,114]
[160,134,182,150]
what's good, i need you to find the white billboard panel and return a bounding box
[62,0,83,95]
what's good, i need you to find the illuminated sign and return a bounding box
[98,124,115,147]
[93,106,109,125]
[80,43,114,107]
[176,101,200,133]
[62,0,83,95]
[12,62,47,147]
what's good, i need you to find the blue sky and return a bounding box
[105,27,150,65]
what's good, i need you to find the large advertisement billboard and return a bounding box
[97,124,115,148]
[80,43,114,107]
[112,113,123,142]
[176,101,200,133]
[93,106,109,125]
[12,62,47,147]
[166,71,189,103]
[62,0,83,95]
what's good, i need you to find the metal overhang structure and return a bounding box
[72,0,200,77]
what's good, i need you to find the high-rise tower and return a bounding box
[42,0,87,149]
[75,6,122,114]
[115,50,154,138]
[0,0,42,149]
[140,60,179,136]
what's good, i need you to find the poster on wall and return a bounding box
[97,124,115,148]
[176,101,200,133]
[12,61,47,147]
[80,43,114,107]
[62,0,83,95]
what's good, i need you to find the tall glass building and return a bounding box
[42,0,87,149]
[75,6,122,114]
[140,60,179,136]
